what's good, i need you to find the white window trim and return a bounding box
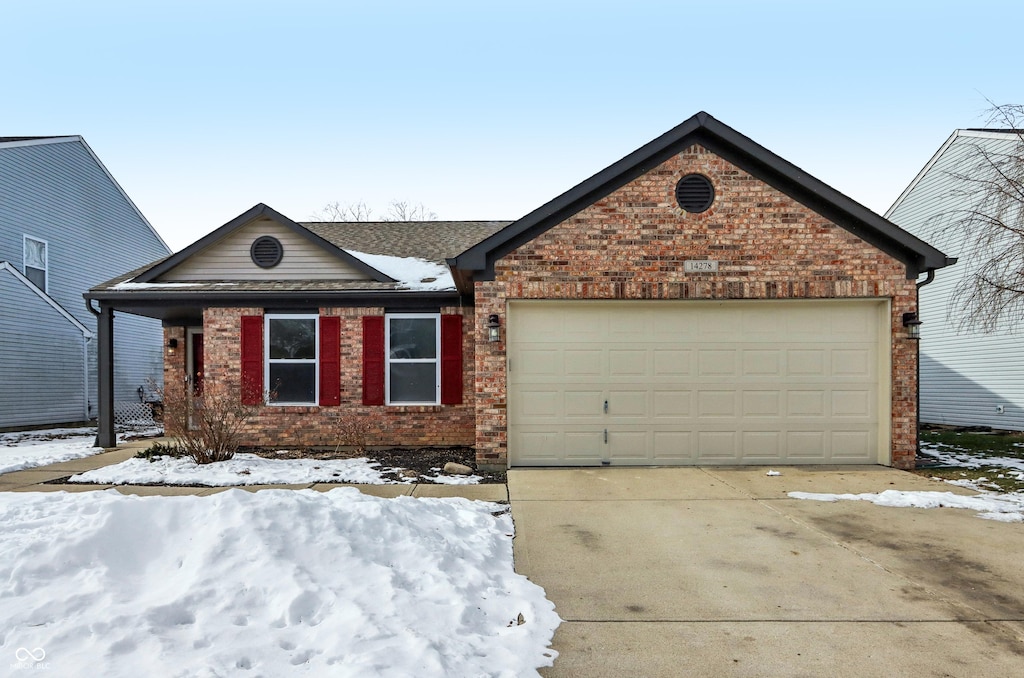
[385,313,441,406]
[264,313,319,406]
[23,235,48,292]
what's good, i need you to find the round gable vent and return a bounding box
[250,236,283,268]
[675,174,715,213]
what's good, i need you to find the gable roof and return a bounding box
[0,135,171,254]
[304,220,510,262]
[134,203,395,283]
[452,111,954,280]
[885,128,1023,219]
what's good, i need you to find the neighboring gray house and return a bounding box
[886,129,1024,431]
[0,136,171,429]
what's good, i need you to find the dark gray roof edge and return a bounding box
[134,204,396,284]
[453,111,953,278]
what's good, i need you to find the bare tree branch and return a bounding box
[936,102,1024,333]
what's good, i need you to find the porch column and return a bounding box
[95,303,116,448]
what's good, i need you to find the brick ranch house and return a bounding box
[86,112,954,470]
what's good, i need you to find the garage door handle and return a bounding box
[604,429,608,444]
[603,400,608,413]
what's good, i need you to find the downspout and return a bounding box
[914,269,936,459]
[83,335,92,422]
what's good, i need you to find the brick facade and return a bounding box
[164,306,476,449]
[473,145,919,469]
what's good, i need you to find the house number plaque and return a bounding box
[683,260,718,273]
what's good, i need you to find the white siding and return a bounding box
[160,219,367,281]
[887,132,1024,430]
[0,269,88,427]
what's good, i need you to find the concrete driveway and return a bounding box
[509,467,1024,677]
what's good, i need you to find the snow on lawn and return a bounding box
[0,488,560,677]
[789,489,1024,523]
[0,428,104,475]
[919,440,1024,473]
[68,453,481,486]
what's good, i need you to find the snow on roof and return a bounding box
[345,250,455,291]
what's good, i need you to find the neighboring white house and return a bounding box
[886,129,1024,431]
[0,136,172,429]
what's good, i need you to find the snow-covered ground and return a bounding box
[68,453,483,486]
[0,428,107,475]
[791,443,1024,523]
[0,489,559,677]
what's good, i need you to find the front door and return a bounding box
[189,331,204,396]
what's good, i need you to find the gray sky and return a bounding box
[3,0,1017,251]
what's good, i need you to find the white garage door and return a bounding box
[507,300,890,467]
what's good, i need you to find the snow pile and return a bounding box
[68,453,483,486]
[346,250,455,291]
[0,489,559,676]
[0,430,103,474]
[789,489,1024,523]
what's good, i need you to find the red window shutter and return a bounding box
[240,315,264,405]
[319,316,341,406]
[440,314,463,405]
[362,316,385,405]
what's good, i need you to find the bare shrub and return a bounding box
[162,379,258,464]
[324,411,375,456]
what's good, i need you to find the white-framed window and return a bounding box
[265,314,318,405]
[386,313,440,405]
[23,235,47,292]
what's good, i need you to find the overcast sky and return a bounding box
[3,0,1018,251]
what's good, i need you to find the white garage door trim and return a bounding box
[507,299,891,467]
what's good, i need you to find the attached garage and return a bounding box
[507,300,889,466]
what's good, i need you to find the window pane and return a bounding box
[269,318,316,359]
[269,363,316,403]
[389,317,436,359]
[389,363,437,403]
[26,267,46,291]
[24,238,46,269]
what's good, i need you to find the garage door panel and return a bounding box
[653,349,693,376]
[608,389,648,417]
[609,349,647,376]
[698,349,737,376]
[564,350,604,376]
[697,431,739,460]
[653,390,691,417]
[508,300,888,467]
[742,431,781,460]
[698,390,737,417]
[742,390,781,417]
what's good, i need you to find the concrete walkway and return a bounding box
[509,467,1024,677]
[0,438,507,501]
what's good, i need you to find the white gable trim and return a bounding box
[0,261,94,337]
[885,129,1023,219]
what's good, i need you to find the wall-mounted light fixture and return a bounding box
[902,312,922,339]
[487,314,501,343]
[167,338,179,355]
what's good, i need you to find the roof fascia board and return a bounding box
[0,136,80,150]
[134,204,396,284]
[83,288,468,317]
[0,261,93,336]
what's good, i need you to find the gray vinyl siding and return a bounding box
[0,138,171,427]
[887,132,1024,430]
[0,270,88,427]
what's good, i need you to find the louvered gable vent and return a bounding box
[250,236,283,268]
[675,174,715,213]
